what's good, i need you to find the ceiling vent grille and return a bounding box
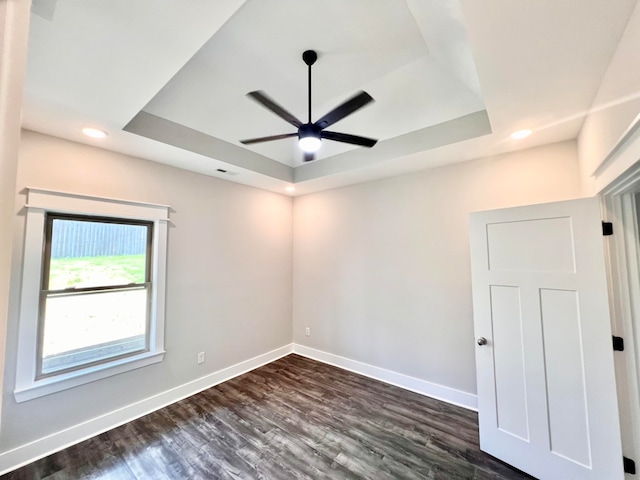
[216,169,239,176]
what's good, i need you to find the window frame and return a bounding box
[15,188,169,402]
[37,213,154,379]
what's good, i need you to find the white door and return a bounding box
[470,197,623,480]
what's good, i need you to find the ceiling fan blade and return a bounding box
[303,152,315,162]
[321,130,378,147]
[247,91,303,128]
[314,91,374,129]
[240,132,297,145]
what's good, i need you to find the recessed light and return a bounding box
[510,129,532,140]
[82,127,108,139]
[285,186,296,193]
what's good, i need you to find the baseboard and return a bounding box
[292,344,478,411]
[0,343,293,475]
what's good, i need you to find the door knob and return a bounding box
[477,337,488,346]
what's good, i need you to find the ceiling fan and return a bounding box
[240,50,378,162]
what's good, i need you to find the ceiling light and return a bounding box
[299,135,321,153]
[285,186,296,192]
[82,127,108,139]
[510,129,532,140]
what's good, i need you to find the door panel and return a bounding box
[491,285,529,441]
[470,197,623,480]
[487,217,576,273]
[540,288,590,466]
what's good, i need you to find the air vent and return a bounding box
[216,169,239,176]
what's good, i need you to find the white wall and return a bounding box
[293,141,583,400]
[578,1,640,194]
[0,0,30,432]
[1,130,293,453]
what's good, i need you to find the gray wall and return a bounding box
[1,130,293,450]
[1,133,583,454]
[292,141,583,396]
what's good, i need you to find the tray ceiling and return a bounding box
[23,0,638,194]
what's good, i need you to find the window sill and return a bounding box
[14,350,165,403]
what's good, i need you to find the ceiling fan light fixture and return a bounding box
[299,134,322,153]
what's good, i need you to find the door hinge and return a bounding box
[613,336,625,351]
[603,221,614,236]
[624,456,636,474]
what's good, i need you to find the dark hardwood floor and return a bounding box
[2,354,534,480]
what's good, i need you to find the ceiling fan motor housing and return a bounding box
[298,123,322,140]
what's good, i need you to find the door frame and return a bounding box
[602,163,640,469]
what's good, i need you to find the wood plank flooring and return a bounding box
[1,354,535,480]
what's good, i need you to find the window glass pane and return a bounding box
[48,219,148,290]
[40,288,148,375]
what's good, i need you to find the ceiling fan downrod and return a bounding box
[302,50,317,124]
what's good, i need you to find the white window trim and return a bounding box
[14,188,169,403]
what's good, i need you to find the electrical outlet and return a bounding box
[197,352,205,364]
[305,327,311,337]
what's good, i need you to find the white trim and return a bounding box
[25,188,169,221]
[292,344,478,411]
[0,344,293,475]
[602,160,640,197]
[603,191,640,467]
[594,118,640,194]
[600,121,640,469]
[594,112,640,178]
[14,351,165,403]
[14,189,170,402]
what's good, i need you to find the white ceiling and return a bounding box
[22,0,639,195]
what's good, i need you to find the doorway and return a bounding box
[602,164,640,467]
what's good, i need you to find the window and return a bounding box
[39,214,153,377]
[15,189,169,402]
